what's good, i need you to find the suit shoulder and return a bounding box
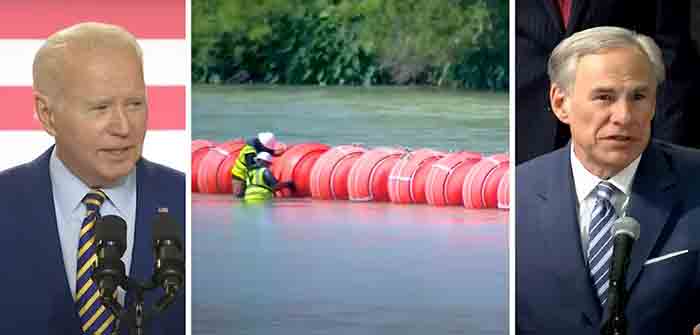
[0,161,39,194]
[653,141,700,171]
[516,149,563,187]
[139,159,185,181]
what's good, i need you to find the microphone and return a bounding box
[603,216,640,335]
[93,215,128,306]
[152,209,185,297]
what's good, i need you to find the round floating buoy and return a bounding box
[309,145,366,200]
[347,147,406,202]
[270,143,330,197]
[388,149,446,204]
[497,170,510,210]
[197,140,245,194]
[191,140,215,193]
[463,153,510,209]
[214,139,246,194]
[425,152,482,206]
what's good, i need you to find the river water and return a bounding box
[192,85,509,334]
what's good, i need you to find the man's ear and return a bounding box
[550,83,571,125]
[34,91,56,137]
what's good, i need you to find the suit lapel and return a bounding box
[30,147,81,329]
[130,159,156,285]
[542,0,565,33]
[566,0,590,35]
[624,143,677,290]
[538,146,602,324]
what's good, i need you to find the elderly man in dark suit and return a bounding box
[516,0,700,164]
[517,26,700,334]
[0,22,184,334]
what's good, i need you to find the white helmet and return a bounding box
[255,151,273,164]
[257,132,281,151]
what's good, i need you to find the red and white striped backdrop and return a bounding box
[0,1,187,172]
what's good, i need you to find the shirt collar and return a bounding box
[49,147,136,216]
[570,144,642,203]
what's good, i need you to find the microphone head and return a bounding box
[613,216,640,241]
[152,212,183,247]
[96,215,127,255]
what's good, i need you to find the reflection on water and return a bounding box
[193,194,507,334]
[193,85,508,155]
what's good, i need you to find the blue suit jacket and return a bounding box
[0,147,185,334]
[516,140,700,334]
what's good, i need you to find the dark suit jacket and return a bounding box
[516,140,700,334]
[0,147,185,334]
[516,0,700,164]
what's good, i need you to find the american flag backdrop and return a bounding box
[0,1,187,172]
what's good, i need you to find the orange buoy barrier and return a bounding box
[270,143,330,197]
[425,152,483,206]
[197,140,244,194]
[214,139,246,194]
[463,153,509,209]
[347,147,406,202]
[309,145,366,200]
[191,139,215,193]
[497,170,510,210]
[388,149,446,204]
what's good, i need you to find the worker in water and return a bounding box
[232,132,287,198]
[244,152,296,201]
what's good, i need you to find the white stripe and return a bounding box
[597,279,609,297]
[0,130,186,173]
[644,249,690,266]
[0,39,186,86]
[432,164,451,172]
[588,234,613,263]
[590,247,613,275]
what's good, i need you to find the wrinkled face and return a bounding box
[39,47,147,187]
[550,47,656,178]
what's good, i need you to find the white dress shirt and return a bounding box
[570,145,642,261]
[49,148,136,304]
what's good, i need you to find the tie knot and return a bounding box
[594,181,616,201]
[82,189,106,210]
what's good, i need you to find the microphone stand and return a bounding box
[119,277,180,335]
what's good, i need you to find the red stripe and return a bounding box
[0,0,184,39]
[0,86,185,130]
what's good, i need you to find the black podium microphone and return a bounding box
[152,208,185,296]
[602,216,640,335]
[94,215,128,305]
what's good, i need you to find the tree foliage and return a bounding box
[192,0,507,90]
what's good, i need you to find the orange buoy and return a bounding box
[191,140,215,193]
[197,140,245,194]
[388,149,447,204]
[425,152,482,206]
[463,153,510,209]
[214,139,246,194]
[348,147,406,202]
[497,170,510,210]
[309,145,366,200]
[270,143,330,197]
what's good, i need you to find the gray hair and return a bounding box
[547,26,665,93]
[32,22,144,99]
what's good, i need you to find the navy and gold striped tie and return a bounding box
[76,189,116,334]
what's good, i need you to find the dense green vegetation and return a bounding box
[193,0,508,90]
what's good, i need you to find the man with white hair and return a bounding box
[516,26,700,335]
[0,22,184,334]
[231,131,287,198]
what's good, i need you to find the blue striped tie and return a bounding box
[587,181,618,307]
[76,189,116,334]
